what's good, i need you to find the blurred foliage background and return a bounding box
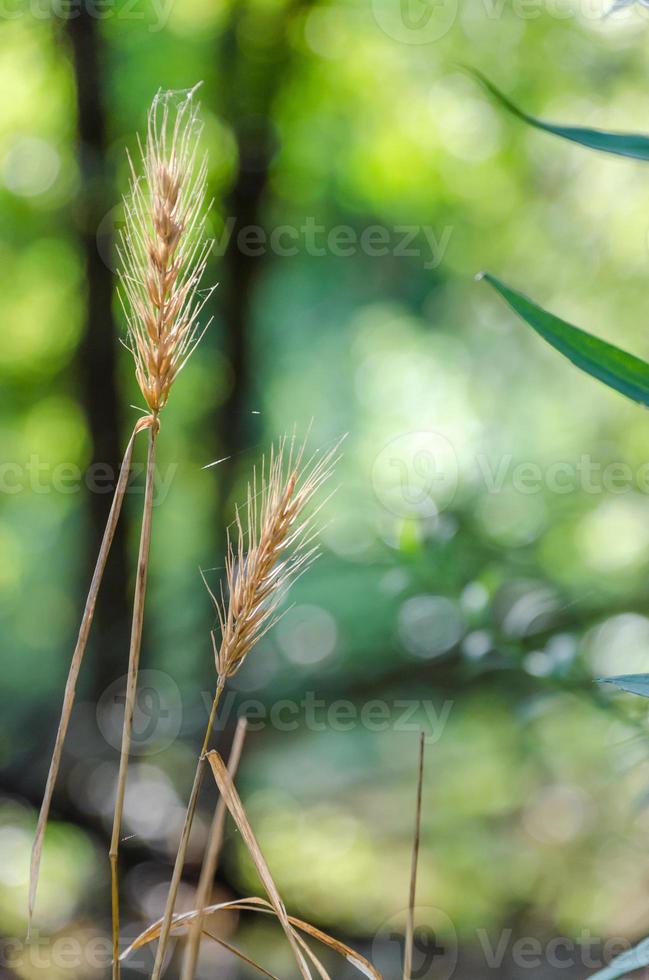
[3,0,649,976]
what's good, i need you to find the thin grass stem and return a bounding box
[28,422,141,933]
[109,422,159,978]
[180,716,249,980]
[403,732,426,980]
[150,676,225,980]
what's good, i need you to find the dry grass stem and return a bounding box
[118,85,213,415]
[150,434,339,978]
[28,419,150,932]
[181,716,249,980]
[149,679,224,980]
[109,424,158,978]
[199,932,280,979]
[206,751,314,980]
[403,732,426,980]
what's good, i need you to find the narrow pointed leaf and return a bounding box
[480,273,649,408]
[471,69,649,161]
[598,674,649,698]
[587,935,649,980]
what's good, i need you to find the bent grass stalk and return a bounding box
[125,896,383,979]
[150,436,339,979]
[181,716,249,980]
[207,751,313,980]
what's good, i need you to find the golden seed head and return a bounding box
[206,435,342,681]
[118,85,213,415]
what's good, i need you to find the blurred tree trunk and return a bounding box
[215,0,307,514]
[65,13,131,702]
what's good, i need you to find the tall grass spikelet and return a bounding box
[213,435,339,681]
[151,433,341,980]
[108,84,213,979]
[118,84,213,415]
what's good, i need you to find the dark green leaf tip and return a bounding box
[482,273,649,410]
[467,67,649,162]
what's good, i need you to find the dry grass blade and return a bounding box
[181,716,248,980]
[125,910,279,980]
[280,910,382,980]
[28,422,142,931]
[121,895,383,980]
[294,933,332,980]
[118,84,213,415]
[403,732,426,980]
[206,750,313,980]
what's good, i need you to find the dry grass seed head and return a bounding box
[118,84,213,415]
[208,435,341,681]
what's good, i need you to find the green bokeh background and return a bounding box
[3,0,649,976]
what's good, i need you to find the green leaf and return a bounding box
[470,69,649,161]
[587,936,649,980]
[598,674,649,697]
[480,273,649,408]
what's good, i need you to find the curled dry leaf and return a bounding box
[121,896,383,980]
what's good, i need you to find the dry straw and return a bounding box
[29,85,212,980]
[149,434,341,979]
